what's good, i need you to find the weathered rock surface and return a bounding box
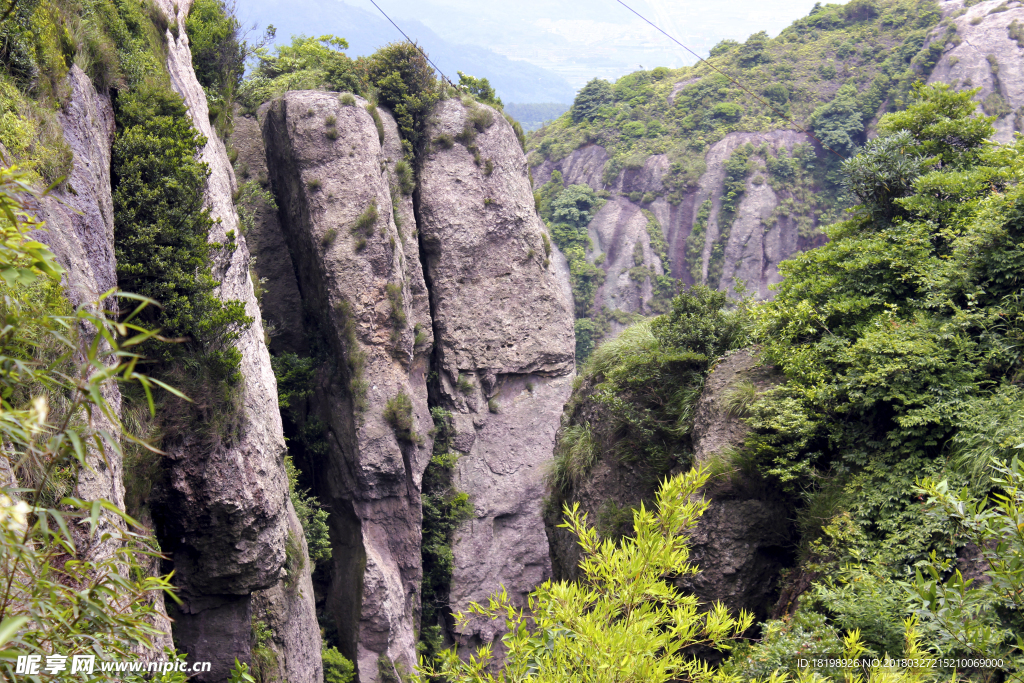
[147,2,319,678]
[929,0,1024,143]
[418,99,576,647]
[34,64,177,657]
[261,90,434,681]
[36,65,123,509]
[546,348,792,621]
[252,501,324,683]
[535,129,824,314]
[679,349,792,618]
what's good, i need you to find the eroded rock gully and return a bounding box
[238,93,574,681]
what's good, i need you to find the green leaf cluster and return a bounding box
[416,467,754,683]
[419,408,474,653]
[738,84,1024,633]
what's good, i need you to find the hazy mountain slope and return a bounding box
[526,0,1024,348]
[238,0,576,102]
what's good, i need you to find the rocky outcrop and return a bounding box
[250,93,575,677]
[34,63,177,657]
[534,129,824,314]
[37,65,122,508]
[546,348,792,621]
[679,349,792,618]
[146,2,319,679]
[261,90,434,681]
[418,99,576,648]
[928,0,1024,143]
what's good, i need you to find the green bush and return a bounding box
[285,457,331,563]
[323,645,356,683]
[186,0,244,138]
[570,78,613,123]
[112,81,252,397]
[383,391,419,443]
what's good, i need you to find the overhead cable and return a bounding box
[613,0,847,159]
[368,0,456,87]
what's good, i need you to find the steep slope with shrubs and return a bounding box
[546,84,1024,678]
[529,0,1024,357]
[0,0,321,679]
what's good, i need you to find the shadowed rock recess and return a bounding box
[242,93,574,681]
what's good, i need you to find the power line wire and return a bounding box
[612,0,847,160]
[367,0,456,88]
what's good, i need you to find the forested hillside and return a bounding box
[527,0,1024,360]
[541,83,1024,681]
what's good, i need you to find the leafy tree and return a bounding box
[810,83,864,156]
[415,467,754,683]
[239,35,360,111]
[458,71,501,107]
[361,41,439,156]
[570,78,612,124]
[747,83,1021,575]
[186,0,244,95]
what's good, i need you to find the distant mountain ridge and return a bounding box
[237,0,577,102]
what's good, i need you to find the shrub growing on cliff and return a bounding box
[284,457,331,563]
[420,408,474,653]
[186,0,245,138]
[384,391,420,444]
[416,467,754,682]
[361,41,440,158]
[113,82,251,370]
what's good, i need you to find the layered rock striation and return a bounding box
[418,100,576,649]
[245,94,575,680]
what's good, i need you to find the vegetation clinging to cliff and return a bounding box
[0,166,176,674]
[527,0,948,234]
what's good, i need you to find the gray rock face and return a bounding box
[147,2,319,678]
[417,99,576,648]
[252,501,324,683]
[261,90,434,681]
[36,65,123,510]
[34,64,176,658]
[929,0,1024,143]
[535,129,822,314]
[680,349,792,618]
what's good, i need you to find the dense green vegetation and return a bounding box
[550,285,750,500]
[728,83,1024,671]
[0,163,177,678]
[513,83,1024,681]
[419,408,474,659]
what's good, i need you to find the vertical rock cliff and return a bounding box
[143,3,321,679]
[418,99,575,649]
[246,92,575,680]
[260,91,434,681]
